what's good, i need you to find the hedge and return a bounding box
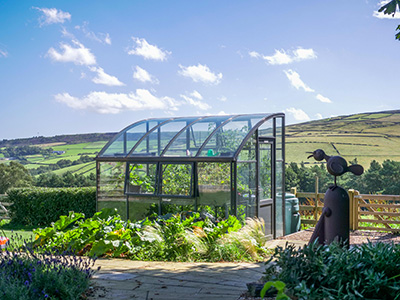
[7,187,96,226]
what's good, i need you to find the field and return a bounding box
[286,110,400,168]
[0,141,107,177]
[2,110,400,176]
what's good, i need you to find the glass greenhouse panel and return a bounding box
[198,116,262,157]
[160,163,193,196]
[98,162,127,219]
[98,162,125,197]
[275,161,284,237]
[131,120,189,156]
[237,135,256,161]
[100,121,150,157]
[237,162,257,219]
[275,117,283,160]
[197,162,231,209]
[163,116,230,157]
[126,163,157,195]
[258,119,273,137]
[128,197,159,221]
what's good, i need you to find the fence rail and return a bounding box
[292,187,400,232]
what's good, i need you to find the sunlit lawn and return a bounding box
[0,219,36,248]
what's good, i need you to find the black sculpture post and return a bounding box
[307,149,363,245]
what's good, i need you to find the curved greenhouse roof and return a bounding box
[97,113,284,160]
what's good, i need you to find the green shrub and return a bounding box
[0,234,97,300]
[7,187,96,226]
[33,209,271,262]
[265,241,400,299]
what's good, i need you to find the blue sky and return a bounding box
[0,0,399,140]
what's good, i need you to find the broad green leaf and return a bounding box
[378,0,400,15]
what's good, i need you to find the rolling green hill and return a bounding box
[286,110,400,167]
[1,110,400,177]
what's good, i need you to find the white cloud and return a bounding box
[180,91,211,111]
[293,48,317,61]
[0,49,8,58]
[104,34,112,45]
[75,22,112,45]
[251,47,317,65]
[283,69,314,92]
[316,94,332,103]
[190,90,203,100]
[89,67,125,86]
[47,40,96,65]
[263,49,293,65]
[133,66,158,84]
[285,107,310,122]
[127,37,170,61]
[373,10,400,19]
[315,113,323,119]
[373,1,400,19]
[55,89,180,114]
[61,27,75,39]
[218,96,227,102]
[249,51,261,58]
[34,7,71,26]
[179,64,222,85]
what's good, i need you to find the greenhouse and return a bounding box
[96,113,285,238]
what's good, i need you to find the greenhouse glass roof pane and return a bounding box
[99,120,164,157]
[129,117,199,157]
[97,113,282,159]
[163,115,232,157]
[197,115,263,157]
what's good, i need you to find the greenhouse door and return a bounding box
[258,138,274,239]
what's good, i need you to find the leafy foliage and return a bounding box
[34,172,96,188]
[264,241,400,299]
[33,209,270,262]
[0,162,33,194]
[7,187,96,226]
[377,1,399,41]
[286,159,400,194]
[0,234,97,300]
[0,145,53,158]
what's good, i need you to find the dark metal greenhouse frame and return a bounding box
[96,113,286,238]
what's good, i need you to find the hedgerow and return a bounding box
[7,187,96,226]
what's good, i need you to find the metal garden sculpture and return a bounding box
[307,149,364,245]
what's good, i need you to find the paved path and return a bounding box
[88,240,305,300]
[89,259,264,300]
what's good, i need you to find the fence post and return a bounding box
[348,189,354,230]
[314,176,319,224]
[353,190,360,230]
[290,187,297,196]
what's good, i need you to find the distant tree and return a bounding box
[360,160,383,194]
[34,171,95,188]
[0,162,33,193]
[380,160,400,194]
[378,0,400,40]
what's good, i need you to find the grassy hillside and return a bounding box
[2,110,400,177]
[286,110,400,167]
[0,141,108,177]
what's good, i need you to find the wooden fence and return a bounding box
[291,187,400,232]
[0,194,10,220]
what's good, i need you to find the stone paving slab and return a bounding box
[89,259,265,300]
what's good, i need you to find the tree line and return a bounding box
[2,159,400,195]
[0,162,95,194]
[0,145,53,158]
[286,159,400,195]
